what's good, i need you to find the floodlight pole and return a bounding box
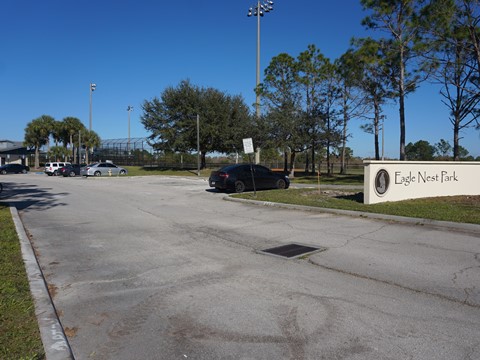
[89,83,96,131]
[127,105,133,154]
[248,1,274,118]
[256,3,261,118]
[248,1,274,164]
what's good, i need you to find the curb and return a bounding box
[224,196,480,234]
[10,206,75,360]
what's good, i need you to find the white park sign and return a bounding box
[364,160,480,204]
[243,138,255,154]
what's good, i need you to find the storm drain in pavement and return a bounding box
[260,243,323,259]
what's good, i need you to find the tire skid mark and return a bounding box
[92,271,230,359]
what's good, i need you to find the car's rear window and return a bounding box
[219,164,249,173]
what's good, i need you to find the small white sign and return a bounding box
[243,138,254,154]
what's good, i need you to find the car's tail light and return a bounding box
[219,172,229,179]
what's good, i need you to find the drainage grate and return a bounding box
[260,243,322,259]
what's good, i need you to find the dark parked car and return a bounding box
[60,164,83,177]
[209,164,289,193]
[0,163,30,174]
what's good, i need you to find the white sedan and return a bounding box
[81,162,128,177]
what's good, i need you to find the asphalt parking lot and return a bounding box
[4,174,480,360]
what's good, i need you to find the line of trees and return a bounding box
[24,115,100,168]
[141,0,479,174]
[257,0,480,170]
[360,0,480,161]
[406,138,475,159]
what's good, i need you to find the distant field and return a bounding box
[123,166,365,185]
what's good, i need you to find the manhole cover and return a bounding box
[260,243,322,259]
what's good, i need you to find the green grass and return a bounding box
[124,166,203,177]
[0,205,45,360]
[233,188,480,225]
[291,173,364,185]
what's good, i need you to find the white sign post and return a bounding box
[243,138,256,196]
[243,138,255,154]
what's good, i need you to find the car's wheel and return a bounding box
[234,180,246,193]
[1,170,6,175]
[119,170,126,175]
[94,171,101,177]
[276,179,286,189]
[53,170,59,176]
[47,173,52,176]
[22,169,27,174]
[69,171,76,177]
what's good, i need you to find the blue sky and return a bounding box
[1,0,479,158]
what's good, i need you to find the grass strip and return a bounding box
[124,166,201,177]
[0,204,45,360]
[233,188,480,225]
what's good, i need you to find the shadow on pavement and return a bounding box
[0,180,68,211]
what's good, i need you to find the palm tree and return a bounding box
[51,120,64,148]
[83,130,101,164]
[61,117,86,161]
[24,115,55,168]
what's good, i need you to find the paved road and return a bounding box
[3,174,480,360]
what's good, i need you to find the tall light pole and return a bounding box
[89,83,96,131]
[127,105,133,154]
[247,1,274,118]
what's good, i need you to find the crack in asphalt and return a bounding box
[308,258,480,309]
[451,252,480,304]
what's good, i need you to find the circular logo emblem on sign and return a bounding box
[374,169,390,196]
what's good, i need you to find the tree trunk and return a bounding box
[453,116,460,161]
[283,150,288,173]
[326,111,332,176]
[340,114,348,174]
[305,150,309,173]
[70,134,76,163]
[311,141,316,175]
[340,91,348,175]
[35,147,40,169]
[468,24,480,81]
[289,151,296,178]
[399,46,406,161]
[326,144,331,176]
[201,152,207,169]
[374,101,381,160]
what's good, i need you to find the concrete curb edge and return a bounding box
[224,196,480,234]
[10,205,75,360]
